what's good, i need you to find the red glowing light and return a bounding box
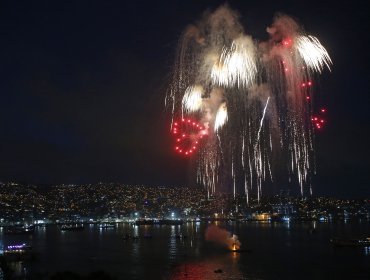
[171,118,206,157]
[282,38,293,47]
[311,108,327,131]
[301,81,312,88]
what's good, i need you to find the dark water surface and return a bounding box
[1,221,369,279]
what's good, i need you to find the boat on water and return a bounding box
[135,219,183,226]
[98,223,116,229]
[3,243,36,261]
[60,224,84,231]
[4,225,34,234]
[330,237,370,247]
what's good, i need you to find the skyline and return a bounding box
[0,1,369,198]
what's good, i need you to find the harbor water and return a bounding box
[0,220,369,279]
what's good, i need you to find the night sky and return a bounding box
[0,1,369,198]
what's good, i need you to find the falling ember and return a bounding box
[311,108,327,130]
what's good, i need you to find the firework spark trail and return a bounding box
[166,5,332,199]
[255,97,270,145]
[244,172,248,205]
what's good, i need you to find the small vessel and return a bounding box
[135,219,183,226]
[330,237,370,247]
[60,223,84,231]
[3,243,35,261]
[98,223,116,229]
[229,242,250,253]
[4,225,34,234]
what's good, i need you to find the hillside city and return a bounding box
[0,182,369,225]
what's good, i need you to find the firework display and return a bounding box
[172,118,206,156]
[166,6,332,200]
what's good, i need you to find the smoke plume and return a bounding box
[205,225,241,250]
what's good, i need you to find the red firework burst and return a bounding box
[311,108,327,130]
[172,118,206,156]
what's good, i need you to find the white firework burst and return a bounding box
[211,36,257,88]
[214,102,228,132]
[295,35,332,73]
[182,85,203,113]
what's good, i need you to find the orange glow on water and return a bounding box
[230,243,240,251]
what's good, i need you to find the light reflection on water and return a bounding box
[364,246,370,256]
[169,252,244,280]
[169,225,178,263]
